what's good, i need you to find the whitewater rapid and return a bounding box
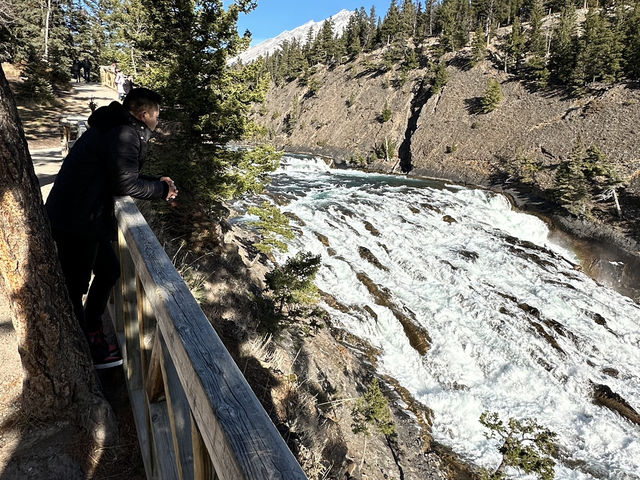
[235,155,640,479]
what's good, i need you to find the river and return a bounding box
[234,154,640,479]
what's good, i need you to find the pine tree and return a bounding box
[381,0,402,46]
[400,0,418,40]
[625,0,640,80]
[318,18,336,64]
[502,16,526,73]
[549,0,578,85]
[431,61,449,94]
[265,251,321,315]
[439,0,459,51]
[248,201,294,254]
[554,144,590,216]
[480,412,557,480]
[471,25,487,66]
[526,0,549,85]
[481,78,503,112]
[351,379,396,471]
[573,7,623,87]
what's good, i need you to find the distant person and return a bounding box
[82,58,91,82]
[123,76,134,97]
[115,69,126,100]
[45,88,178,369]
[71,60,81,83]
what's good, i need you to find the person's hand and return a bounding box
[161,176,178,201]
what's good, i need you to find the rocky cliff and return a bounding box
[254,49,640,192]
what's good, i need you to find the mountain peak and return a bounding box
[234,9,355,65]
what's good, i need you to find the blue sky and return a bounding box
[233,1,392,45]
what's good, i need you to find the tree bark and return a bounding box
[43,0,51,62]
[0,65,114,441]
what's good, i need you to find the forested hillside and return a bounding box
[248,0,640,252]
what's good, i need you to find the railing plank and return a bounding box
[159,332,195,480]
[146,329,165,403]
[149,400,181,480]
[138,279,156,383]
[114,197,307,480]
[191,412,217,480]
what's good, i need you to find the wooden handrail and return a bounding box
[110,196,307,480]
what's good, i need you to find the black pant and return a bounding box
[52,230,120,333]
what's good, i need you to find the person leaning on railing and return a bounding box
[45,88,179,369]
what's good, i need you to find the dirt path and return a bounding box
[0,75,144,479]
[17,81,117,151]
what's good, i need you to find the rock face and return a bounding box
[254,50,640,195]
[409,61,640,189]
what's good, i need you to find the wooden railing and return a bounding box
[109,196,307,480]
[100,66,117,91]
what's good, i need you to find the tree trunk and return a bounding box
[0,65,114,441]
[43,0,51,62]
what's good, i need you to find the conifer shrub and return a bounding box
[431,62,448,94]
[480,411,557,480]
[378,101,392,123]
[248,201,295,254]
[481,79,503,113]
[351,378,395,470]
[17,50,54,102]
[265,251,321,316]
[553,142,622,217]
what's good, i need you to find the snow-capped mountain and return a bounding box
[234,9,355,65]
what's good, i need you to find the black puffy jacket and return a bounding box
[46,101,167,240]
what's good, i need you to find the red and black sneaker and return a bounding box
[87,327,123,369]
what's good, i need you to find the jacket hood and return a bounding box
[88,101,133,132]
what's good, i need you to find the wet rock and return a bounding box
[356,271,431,356]
[363,305,378,321]
[358,246,390,272]
[457,250,479,262]
[283,211,306,226]
[321,291,351,314]
[592,382,640,426]
[591,312,607,326]
[363,220,380,237]
[602,368,619,378]
[518,302,541,318]
[499,306,509,315]
[442,215,457,224]
[530,321,565,354]
[314,231,331,247]
[420,203,442,214]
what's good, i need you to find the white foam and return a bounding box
[236,155,640,479]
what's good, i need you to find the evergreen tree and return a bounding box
[431,61,449,94]
[481,78,503,112]
[318,17,336,64]
[625,0,640,80]
[501,16,526,72]
[573,7,623,87]
[471,25,487,66]
[248,201,294,254]
[351,379,396,471]
[381,0,402,46]
[526,0,549,85]
[548,0,578,85]
[480,411,557,480]
[554,144,590,216]
[400,0,418,40]
[265,251,321,315]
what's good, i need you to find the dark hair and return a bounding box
[123,87,162,115]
